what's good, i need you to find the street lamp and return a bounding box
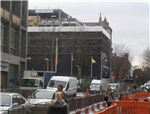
[27,57,31,60]
[71,52,74,75]
[45,58,49,71]
[26,57,31,70]
[76,65,81,76]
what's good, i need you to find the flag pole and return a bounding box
[91,56,92,77]
[55,38,58,73]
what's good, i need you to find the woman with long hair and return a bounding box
[48,92,68,114]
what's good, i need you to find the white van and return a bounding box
[90,79,102,93]
[46,76,77,97]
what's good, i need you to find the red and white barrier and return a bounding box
[70,101,107,114]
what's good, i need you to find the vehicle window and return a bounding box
[48,80,67,88]
[66,82,69,91]
[12,96,19,104]
[40,81,43,87]
[17,95,26,105]
[1,95,11,107]
[32,90,54,99]
[20,79,39,87]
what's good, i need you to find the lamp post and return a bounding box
[100,53,107,80]
[76,65,79,76]
[76,65,81,76]
[71,52,74,75]
[45,58,49,71]
[25,57,31,70]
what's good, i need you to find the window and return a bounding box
[10,27,17,55]
[12,96,18,104]
[63,35,67,38]
[17,95,25,105]
[1,22,6,52]
[69,35,74,38]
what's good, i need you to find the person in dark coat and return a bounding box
[48,92,68,114]
[105,87,115,107]
[52,84,68,103]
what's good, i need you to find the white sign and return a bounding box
[1,62,8,72]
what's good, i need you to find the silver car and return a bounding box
[0,92,30,114]
[28,89,55,105]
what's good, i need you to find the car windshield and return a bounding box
[32,90,54,99]
[0,95,11,107]
[145,84,150,87]
[108,84,118,87]
[91,84,101,89]
[20,79,39,87]
[48,80,67,88]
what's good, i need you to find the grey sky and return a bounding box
[29,0,149,66]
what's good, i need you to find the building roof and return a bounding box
[28,26,110,39]
[83,22,100,26]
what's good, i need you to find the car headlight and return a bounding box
[0,111,8,114]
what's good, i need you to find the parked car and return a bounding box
[90,79,102,94]
[0,92,30,114]
[144,83,150,89]
[47,76,77,97]
[28,89,55,105]
[106,83,120,92]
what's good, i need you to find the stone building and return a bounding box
[1,1,28,88]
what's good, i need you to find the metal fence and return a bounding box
[7,94,105,114]
[68,94,104,112]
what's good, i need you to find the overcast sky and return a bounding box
[29,0,149,66]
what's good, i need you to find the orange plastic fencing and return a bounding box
[121,93,150,100]
[95,101,150,114]
[114,101,137,114]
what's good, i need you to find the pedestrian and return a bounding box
[48,92,68,114]
[106,87,115,107]
[2,89,6,92]
[86,89,89,96]
[52,84,68,103]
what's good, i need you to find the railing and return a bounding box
[29,94,105,113]
[68,94,104,112]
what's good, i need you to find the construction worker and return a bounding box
[86,89,90,97]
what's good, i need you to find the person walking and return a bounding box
[52,84,68,103]
[106,87,115,107]
[48,92,68,114]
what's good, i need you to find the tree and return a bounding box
[142,47,150,68]
[111,43,133,81]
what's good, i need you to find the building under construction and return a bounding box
[27,9,112,79]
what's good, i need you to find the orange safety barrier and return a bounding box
[128,93,150,99]
[95,101,150,114]
[121,93,150,100]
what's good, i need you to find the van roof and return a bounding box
[91,79,101,84]
[22,77,41,80]
[51,76,77,81]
